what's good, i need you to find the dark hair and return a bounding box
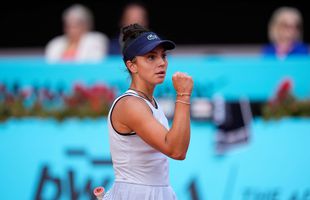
[119,23,150,55]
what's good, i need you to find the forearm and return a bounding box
[166,96,191,159]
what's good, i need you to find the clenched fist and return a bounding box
[172,72,193,94]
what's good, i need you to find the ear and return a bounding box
[126,60,138,74]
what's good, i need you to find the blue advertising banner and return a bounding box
[0,118,309,200]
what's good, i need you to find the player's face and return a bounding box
[135,46,168,85]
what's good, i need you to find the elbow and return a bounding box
[169,152,187,160]
[165,143,189,160]
[175,154,186,160]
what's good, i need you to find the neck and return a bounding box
[130,78,155,94]
[129,82,155,102]
[275,41,294,56]
[276,39,294,48]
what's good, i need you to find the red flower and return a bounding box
[275,78,293,102]
[74,83,91,99]
[65,82,116,112]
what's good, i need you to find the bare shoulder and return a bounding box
[112,95,153,123]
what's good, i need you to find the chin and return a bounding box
[156,78,165,84]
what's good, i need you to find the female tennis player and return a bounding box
[103,23,193,199]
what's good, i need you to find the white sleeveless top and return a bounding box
[107,89,170,186]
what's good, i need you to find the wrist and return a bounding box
[176,92,191,97]
[176,95,190,101]
[175,99,191,105]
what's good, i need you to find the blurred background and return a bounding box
[1,1,309,55]
[0,1,310,200]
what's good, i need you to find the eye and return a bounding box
[162,53,167,60]
[147,55,155,61]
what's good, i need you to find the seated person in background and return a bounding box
[108,2,149,55]
[262,6,309,59]
[45,4,109,63]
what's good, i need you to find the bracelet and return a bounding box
[176,100,191,105]
[177,92,191,96]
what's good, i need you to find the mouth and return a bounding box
[155,71,166,76]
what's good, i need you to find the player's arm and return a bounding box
[118,72,193,160]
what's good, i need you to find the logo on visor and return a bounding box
[147,34,159,40]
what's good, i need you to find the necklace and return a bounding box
[129,88,154,104]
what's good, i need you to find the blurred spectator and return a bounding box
[108,2,149,55]
[262,6,309,59]
[45,4,109,63]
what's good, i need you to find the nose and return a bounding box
[158,57,167,67]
